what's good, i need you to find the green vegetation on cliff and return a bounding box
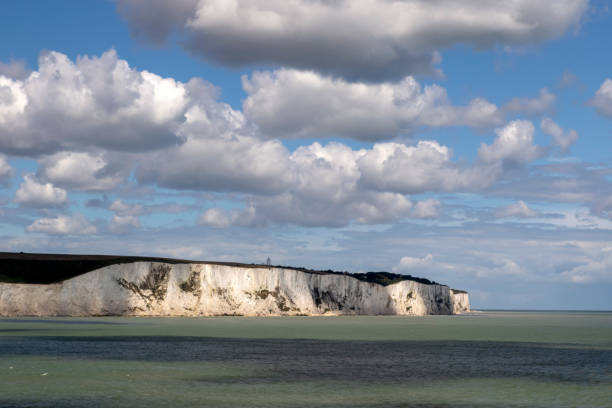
[0,252,440,287]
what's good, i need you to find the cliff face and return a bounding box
[0,262,469,316]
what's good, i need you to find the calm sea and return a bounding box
[1,311,611,407]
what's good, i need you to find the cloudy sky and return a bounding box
[1,0,611,310]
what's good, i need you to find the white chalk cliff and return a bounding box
[0,262,469,316]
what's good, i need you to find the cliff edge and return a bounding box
[0,261,469,316]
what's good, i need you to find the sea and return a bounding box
[0,311,611,407]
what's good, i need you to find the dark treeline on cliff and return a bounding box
[0,252,440,287]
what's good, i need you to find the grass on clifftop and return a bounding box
[0,252,441,287]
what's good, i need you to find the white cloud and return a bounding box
[539,208,612,231]
[0,154,13,184]
[141,116,542,227]
[108,199,143,234]
[134,88,293,193]
[0,49,551,229]
[540,117,578,151]
[351,192,414,225]
[0,49,189,155]
[495,200,540,218]
[136,76,455,226]
[253,191,413,227]
[0,75,27,126]
[199,208,236,228]
[393,254,433,272]
[483,259,527,278]
[37,151,125,191]
[478,120,541,165]
[109,215,141,234]
[243,70,502,140]
[589,78,612,118]
[0,59,30,80]
[290,142,361,200]
[119,0,587,81]
[483,160,610,208]
[109,199,143,216]
[559,248,612,283]
[164,246,205,260]
[139,132,292,194]
[199,206,259,228]
[412,199,441,219]
[26,214,97,235]
[249,142,415,226]
[14,174,68,208]
[421,97,502,129]
[502,88,556,116]
[358,141,496,194]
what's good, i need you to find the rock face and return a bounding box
[0,262,470,316]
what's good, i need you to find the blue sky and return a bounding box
[1,0,611,310]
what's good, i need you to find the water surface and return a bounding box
[1,311,611,407]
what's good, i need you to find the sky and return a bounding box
[0,0,611,310]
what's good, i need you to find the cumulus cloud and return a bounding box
[117,0,199,45]
[393,254,433,272]
[478,120,542,165]
[0,49,189,155]
[0,154,13,185]
[421,98,503,129]
[495,200,540,218]
[589,78,612,117]
[250,142,415,226]
[540,117,578,151]
[0,76,27,127]
[242,69,502,140]
[239,143,471,226]
[502,88,556,116]
[0,49,550,229]
[0,59,30,80]
[26,214,97,235]
[158,141,412,227]
[138,130,292,194]
[132,69,461,226]
[141,116,541,227]
[14,174,68,208]
[253,191,413,227]
[358,141,496,194]
[118,0,587,81]
[37,151,126,191]
[351,193,414,225]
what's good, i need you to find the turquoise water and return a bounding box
[1,311,611,407]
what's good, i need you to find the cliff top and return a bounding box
[0,251,441,287]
